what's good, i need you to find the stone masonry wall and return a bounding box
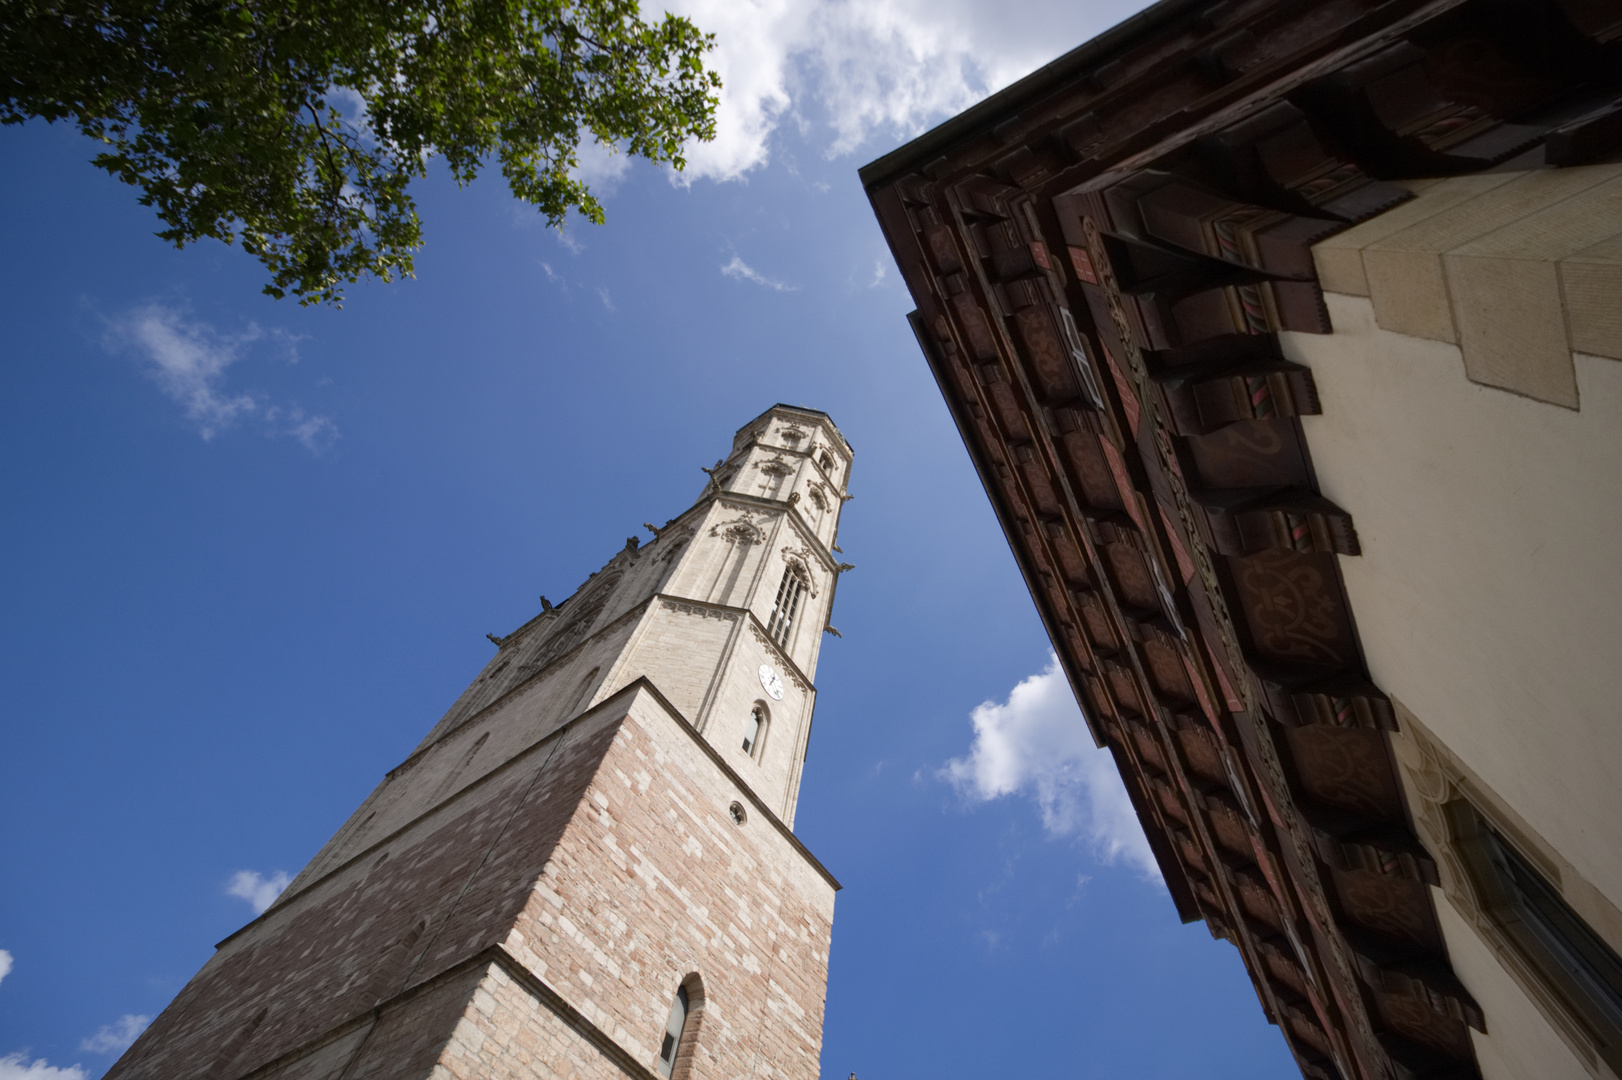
[106,681,834,1080]
[497,688,836,1080]
[430,962,635,1080]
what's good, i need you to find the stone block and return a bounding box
[1363,167,1621,343]
[1441,175,1622,405]
[1312,176,1498,298]
[1563,233,1622,361]
[1443,256,1578,407]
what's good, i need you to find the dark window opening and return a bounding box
[767,569,806,647]
[657,984,689,1078]
[742,706,765,757]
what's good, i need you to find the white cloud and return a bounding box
[663,0,1152,182]
[105,303,258,439]
[570,138,634,192]
[868,260,887,287]
[0,950,11,987]
[0,1055,86,1080]
[720,255,796,292]
[226,870,290,915]
[942,654,1160,879]
[597,286,615,311]
[102,304,337,451]
[79,1016,150,1056]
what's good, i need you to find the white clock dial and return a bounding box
[758,664,785,701]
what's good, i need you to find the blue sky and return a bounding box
[0,3,1301,1076]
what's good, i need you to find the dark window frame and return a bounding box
[742,704,768,759]
[657,984,688,1078]
[655,976,704,1079]
[766,567,806,647]
[1448,800,1622,1073]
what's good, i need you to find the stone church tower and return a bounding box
[107,405,850,1080]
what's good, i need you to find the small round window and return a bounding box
[728,801,747,826]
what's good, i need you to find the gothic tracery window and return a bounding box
[767,567,806,647]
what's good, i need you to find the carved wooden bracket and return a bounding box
[1199,489,1360,557]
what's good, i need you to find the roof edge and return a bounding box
[857,0,1201,190]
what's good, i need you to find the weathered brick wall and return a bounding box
[105,682,834,1080]
[499,688,836,1080]
[429,962,633,1080]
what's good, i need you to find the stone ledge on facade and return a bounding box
[1312,166,1622,409]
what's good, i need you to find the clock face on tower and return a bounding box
[758,664,785,701]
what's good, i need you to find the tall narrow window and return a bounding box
[657,984,689,1078]
[767,568,805,646]
[1452,802,1622,1072]
[742,705,767,758]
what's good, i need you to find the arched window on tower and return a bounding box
[817,450,835,474]
[742,704,768,759]
[656,977,703,1078]
[766,567,806,647]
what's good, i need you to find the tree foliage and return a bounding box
[1,0,721,304]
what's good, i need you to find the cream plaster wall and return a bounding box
[1434,896,1611,1080]
[1280,293,1622,914]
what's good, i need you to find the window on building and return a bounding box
[657,984,690,1078]
[1451,802,1622,1072]
[818,450,835,473]
[766,568,806,647]
[742,705,768,758]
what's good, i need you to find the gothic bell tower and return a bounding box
[106,405,851,1080]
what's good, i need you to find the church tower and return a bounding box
[107,405,851,1080]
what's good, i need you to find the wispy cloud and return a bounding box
[80,1016,149,1056]
[0,950,11,988]
[226,870,290,915]
[264,406,339,453]
[868,260,887,288]
[104,303,258,439]
[942,654,1159,879]
[0,1055,86,1080]
[596,286,615,311]
[101,303,337,452]
[721,255,796,292]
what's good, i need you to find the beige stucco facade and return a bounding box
[1281,177,1622,1079]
